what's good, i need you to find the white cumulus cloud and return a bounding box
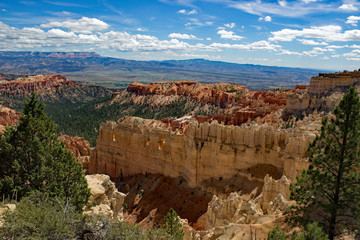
[217,29,243,40]
[346,16,360,26]
[168,33,200,40]
[259,16,272,22]
[40,17,109,34]
[297,39,328,45]
[210,40,280,51]
[269,25,360,42]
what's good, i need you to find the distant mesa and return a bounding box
[0,74,113,108]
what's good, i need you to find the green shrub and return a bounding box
[147,227,174,240]
[267,226,286,240]
[0,192,84,240]
[291,222,329,240]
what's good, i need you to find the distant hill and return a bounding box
[0,51,322,90]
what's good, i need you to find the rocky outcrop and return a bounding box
[180,174,293,240]
[182,216,280,240]
[85,174,126,220]
[59,135,91,168]
[286,71,360,115]
[261,175,293,214]
[89,116,314,187]
[309,72,360,95]
[0,105,20,131]
[205,174,292,229]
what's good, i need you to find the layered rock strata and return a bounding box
[309,72,360,95]
[286,71,360,115]
[89,116,314,187]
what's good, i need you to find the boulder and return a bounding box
[85,174,126,220]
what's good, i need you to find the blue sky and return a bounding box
[0,0,360,70]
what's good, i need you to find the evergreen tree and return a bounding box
[267,226,286,240]
[163,208,184,240]
[290,222,329,240]
[0,92,90,211]
[289,87,360,239]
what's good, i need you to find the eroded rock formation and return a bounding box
[109,81,292,125]
[59,135,91,168]
[85,174,126,220]
[286,71,360,116]
[309,72,360,95]
[89,116,314,187]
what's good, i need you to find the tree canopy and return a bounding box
[0,92,90,211]
[289,87,360,239]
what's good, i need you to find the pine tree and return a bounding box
[290,222,329,240]
[163,208,184,240]
[289,87,360,239]
[267,226,286,240]
[0,92,90,211]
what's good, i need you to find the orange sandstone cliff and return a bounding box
[0,75,75,96]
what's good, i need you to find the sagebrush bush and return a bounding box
[0,192,84,240]
[0,193,176,240]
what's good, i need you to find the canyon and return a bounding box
[87,71,360,239]
[1,70,358,239]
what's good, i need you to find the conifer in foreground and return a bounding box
[0,92,90,211]
[289,87,360,239]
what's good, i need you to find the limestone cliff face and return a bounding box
[309,72,360,95]
[89,116,314,187]
[286,71,360,115]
